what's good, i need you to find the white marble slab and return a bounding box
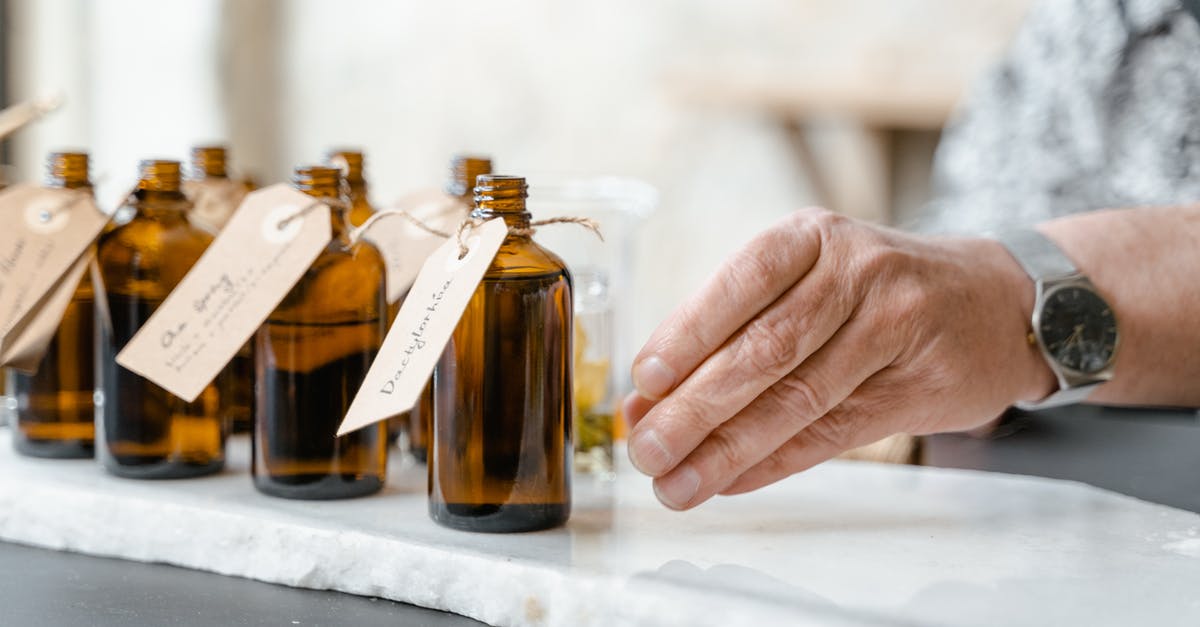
[0,430,1197,627]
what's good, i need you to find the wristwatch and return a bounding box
[995,229,1119,409]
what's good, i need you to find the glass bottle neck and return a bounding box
[301,191,351,241]
[471,207,531,232]
[134,189,190,221]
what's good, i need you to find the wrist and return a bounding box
[980,237,1058,404]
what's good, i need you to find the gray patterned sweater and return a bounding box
[922,0,1200,233]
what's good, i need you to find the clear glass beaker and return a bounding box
[528,177,656,478]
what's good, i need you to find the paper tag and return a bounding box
[366,189,468,303]
[115,184,332,402]
[1,250,93,372]
[338,217,508,435]
[0,185,110,349]
[183,178,248,233]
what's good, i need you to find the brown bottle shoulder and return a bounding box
[486,237,572,282]
[269,240,386,325]
[96,214,214,299]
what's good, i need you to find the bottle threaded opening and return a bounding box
[46,151,90,189]
[191,145,228,179]
[138,159,183,192]
[474,175,528,214]
[447,155,493,199]
[293,165,343,198]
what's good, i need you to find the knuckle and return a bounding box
[757,440,802,479]
[721,248,777,302]
[669,388,724,430]
[775,371,827,421]
[705,427,750,475]
[791,206,842,230]
[855,238,909,284]
[738,314,804,377]
[802,415,857,451]
[668,301,711,351]
[892,282,933,325]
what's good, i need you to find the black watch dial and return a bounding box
[1039,285,1118,374]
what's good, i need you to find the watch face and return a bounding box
[1039,285,1118,374]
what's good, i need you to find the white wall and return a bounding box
[7,0,1025,362]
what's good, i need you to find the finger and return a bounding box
[630,210,827,401]
[622,392,656,431]
[649,319,896,510]
[627,258,855,477]
[718,398,903,496]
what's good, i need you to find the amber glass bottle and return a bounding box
[253,166,388,500]
[9,151,97,458]
[96,160,225,478]
[326,149,406,440]
[429,175,573,532]
[191,145,228,179]
[189,145,254,435]
[326,149,374,227]
[408,155,492,463]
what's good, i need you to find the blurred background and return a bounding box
[1,0,1031,357]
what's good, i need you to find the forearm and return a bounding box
[1038,206,1200,407]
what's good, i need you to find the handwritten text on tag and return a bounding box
[0,185,109,367]
[338,217,508,435]
[116,184,331,402]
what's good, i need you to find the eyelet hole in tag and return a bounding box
[338,217,509,436]
[116,184,332,402]
[23,195,75,235]
[0,185,109,369]
[262,203,306,244]
[449,234,481,267]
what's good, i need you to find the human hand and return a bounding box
[624,208,1055,510]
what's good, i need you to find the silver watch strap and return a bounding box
[994,229,1078,281]
[995,228,1102,410]
[1014,384,1093,411]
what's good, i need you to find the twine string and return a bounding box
[347,207,453,245]
[339,205,605,260]
[455,216,603,259]
[275,198,347,231]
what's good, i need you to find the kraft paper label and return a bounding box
[1,251,93,372]
[183,178,248,234]
[338,217,508,435]
[0,184,110,367]
[116,184,332,402]
[366,189,468,304]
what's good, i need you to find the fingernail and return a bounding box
[628,429,672,476]
[633,356,676,400]
[654,465,700,510]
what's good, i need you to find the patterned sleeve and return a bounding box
[917,0,1200,234]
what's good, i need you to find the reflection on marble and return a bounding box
[0,432,1197,626]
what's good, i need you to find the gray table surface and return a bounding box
[925,404,1200,513]
[3,404,1197,626]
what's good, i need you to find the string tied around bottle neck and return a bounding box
[275,197,350,230]
[453,216,603,259]
[345,207,603,259]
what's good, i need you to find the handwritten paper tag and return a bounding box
[366,189,468,303]
[116,184,331,402]
[183,178,248,233]
[1,251,93,372]
[0,185,110,364]
[338,217,508,435]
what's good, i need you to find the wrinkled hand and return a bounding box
[624,209,1054,510]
